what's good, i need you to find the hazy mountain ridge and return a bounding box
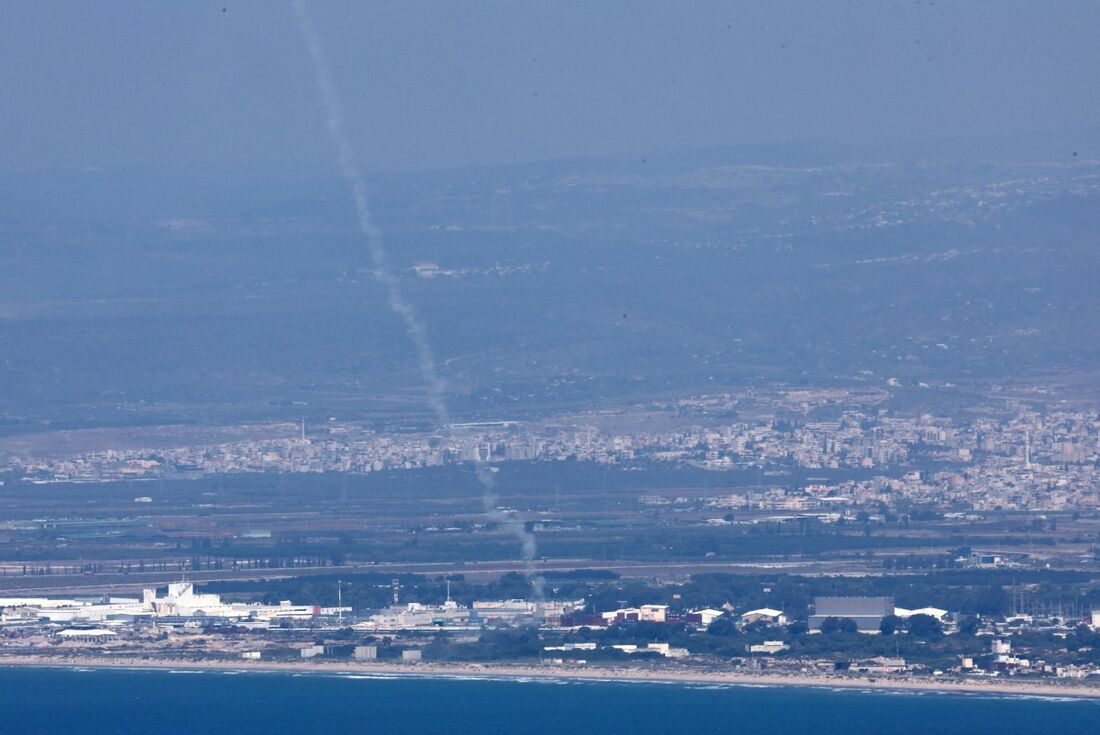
[0,152,1097,432]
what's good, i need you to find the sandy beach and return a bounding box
[2,654,1098,700]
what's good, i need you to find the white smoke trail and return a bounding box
[476,464,545,601]
[292,0,544,602]
[292,0,448,426]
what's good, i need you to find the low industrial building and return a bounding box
[0,583,349,624]
[687,608,725,626]
[740,608,787,626]
[353,645,378,660]
[894,606,949,621]
[300,645,324,659]
[809,597,894,633]
[749,640,789,654]
[54,628,118,643]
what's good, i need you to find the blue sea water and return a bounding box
[2,667,1099,734]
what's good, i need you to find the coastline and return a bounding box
[2,655,1098,700]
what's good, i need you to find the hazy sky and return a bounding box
[3,0,1098,171]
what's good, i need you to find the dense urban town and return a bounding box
[5,388,1098,513]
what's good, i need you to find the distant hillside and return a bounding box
[1,149,1098,431]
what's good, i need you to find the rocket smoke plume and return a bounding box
[292,1,544,602]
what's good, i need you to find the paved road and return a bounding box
[0,559,876,595]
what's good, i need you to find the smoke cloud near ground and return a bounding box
[292,0,544,601]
